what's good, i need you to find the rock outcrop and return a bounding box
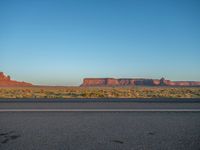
[0,72,32,86]
[81,77,200,87]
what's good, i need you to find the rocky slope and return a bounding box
[81,78,200,87]
[0,72,32,86]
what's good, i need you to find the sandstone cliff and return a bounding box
[81,77,200,87]
[0,72,32,86]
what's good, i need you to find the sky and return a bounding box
[0,0,200,86]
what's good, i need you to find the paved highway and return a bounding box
[0,99,200,150]
[0,98,200,111]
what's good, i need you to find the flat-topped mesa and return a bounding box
[0,72,32,86]
[159,78,200,86]
[81,78,200,87]
[82,78,120,86]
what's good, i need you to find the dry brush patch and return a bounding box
[0,86,200,98]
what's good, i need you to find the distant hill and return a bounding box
[0,72,32,87]
[81,78,200,87]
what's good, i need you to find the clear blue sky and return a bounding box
[0,0,200,85]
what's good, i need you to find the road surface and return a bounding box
[0,98,200,150]
[0,98,200,111]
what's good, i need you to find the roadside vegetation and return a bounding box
[0,86,200,98]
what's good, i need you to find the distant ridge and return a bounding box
[81,78,200,87]
[1,72,200,87]
[0,72,32,86]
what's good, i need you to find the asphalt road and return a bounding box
[0,99,200,150]
[0,98,200,111]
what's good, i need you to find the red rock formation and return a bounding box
[107,78,120,86]
[81,77,200,87]
[82,78,120,86]
[152,79,161,85]
[82,78,107,86]
[0,72,32,86]
[159,78,200,86]
[118,79,133,85]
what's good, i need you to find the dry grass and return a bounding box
[0,86,200,98]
